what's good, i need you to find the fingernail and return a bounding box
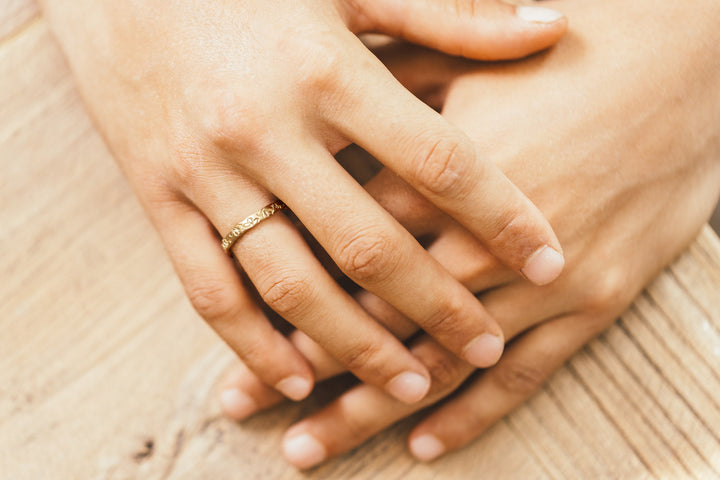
[463,333,504,367]
[410,434,446,462]
[219,388,258,420]
[283,433,327,469]
[275,375,313,401]
[521,245,565,286]
[516,6,565,24]
[386,371,431,403]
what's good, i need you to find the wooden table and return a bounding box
[3,4,720,479]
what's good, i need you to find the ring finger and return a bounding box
[193,174,436,404]
[146,196,316,401]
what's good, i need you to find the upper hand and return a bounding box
[40,0,568,404]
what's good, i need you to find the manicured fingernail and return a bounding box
[522,245,565,286]
[463,333,504,367]
[386,371,431,403]
[219,388,258,420]
[283,433,327,469]
[516,6,565,24]
[410,434,446,462]
[275,375,313,401]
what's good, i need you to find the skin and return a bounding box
[217,0,720,468]
[38,0,570,404]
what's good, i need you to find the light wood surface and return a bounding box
[2,6,720,479]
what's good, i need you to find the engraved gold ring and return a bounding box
[221,200,288,254]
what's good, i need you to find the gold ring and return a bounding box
[221,200,288,254]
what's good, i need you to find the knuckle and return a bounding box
[491,361,547,396]
[167,104,259,191]
[486,210,541,265]
[258,272,315,317]
[186,280,239,324]
[298,54,345,96]
[287,32,347,97]
[580,268,629,312]
[422,295,466,338]
[412,133,475,198]
[425,354,464,392]
[338,341,382,374]
[487,211,524,246]
[341,0,372,31]
[336,395,374,441]
[335,227,396,282]
[234,336,266,368]
[168,137,212,189]
[198,90,263,154]
[133,171,179,208]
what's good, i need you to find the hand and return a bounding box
[39,0,569,403]
[217,0,720,467]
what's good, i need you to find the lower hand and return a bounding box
[217,0,720,467]
[39,0,569,404]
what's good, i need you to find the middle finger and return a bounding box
[254,142,507,369]
[193,175,433,404]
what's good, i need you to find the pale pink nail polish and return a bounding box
[386,372,431,404]
[410,434,446,462]
[275,375,312,401]
[283,433,327,469]
[219,388,258,420]
[521,245,565,286]
[463,333,504,367]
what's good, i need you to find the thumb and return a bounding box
[346,0,568,60]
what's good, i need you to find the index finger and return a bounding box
[327,40,565,286]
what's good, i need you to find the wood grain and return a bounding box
[2,10,719,480]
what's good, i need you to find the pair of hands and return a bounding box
[41,0,720,468]
[40,0,569,405]
[217,0,720,468]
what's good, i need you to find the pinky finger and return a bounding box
[407,312,612,462]
[153,201,315,402]
[219,331,344,421]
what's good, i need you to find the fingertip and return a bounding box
[521,245,565,286]
[276,375,314,401]
[283,431,328,469]
[409,433,446,462]
[386,371,432,404]
[462,333,504,368]
[219,387,259,421]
